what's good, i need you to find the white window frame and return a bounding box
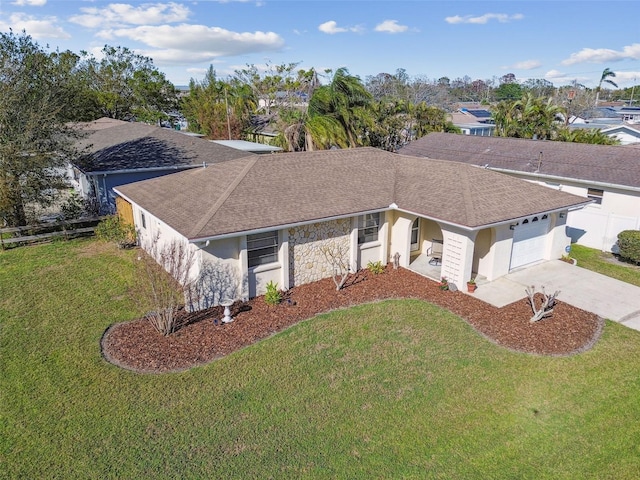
[247,230,279,268]
[358,213,380,245]
[410,217,420,251]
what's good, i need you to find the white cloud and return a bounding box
[101,24,284,65]
[512,60,542,70]
[445,13,524,25]
[374,20,408,34]
[318,20,346,34]
[11,0,47,6]
[318,20,362,34]
[562,43,640,65]
[0,12,70,39]
[69,2,191,28]
[543,70,590,85]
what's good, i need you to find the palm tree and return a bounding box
[492,94,565,140]
[595,68,618,106]
[306,68,373,149]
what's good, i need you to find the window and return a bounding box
[140,212,146,229]
[410,218,420,251]
[587,188,604,205]
[247,231,279,268]
[358,212,380,245]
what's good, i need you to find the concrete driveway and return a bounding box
[473,260,640,331]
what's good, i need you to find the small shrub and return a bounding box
[95,215,136,248]
[264,280,282,306]
[617,230,640,264]
[560,254,574,264]
[439,277,449,291]
[367,260,385,275]
[59,191,86,220]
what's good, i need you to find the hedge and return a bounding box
[617,230,640,264]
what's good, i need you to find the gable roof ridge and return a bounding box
[188,156,258,238]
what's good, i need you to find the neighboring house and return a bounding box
[69,118,255,214]
[600,123,640,145]
[114,148,588,309]
[246,114,281,146]
[399,133,640,252]
[449,109,495,137]
[618,106,640,123]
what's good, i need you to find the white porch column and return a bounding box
[440,226,477,290]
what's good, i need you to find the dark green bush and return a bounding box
[617,230,640,264]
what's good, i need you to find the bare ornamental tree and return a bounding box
[318,242,351,291]
[136,235,198,336]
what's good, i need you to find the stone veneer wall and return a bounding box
[288,218,352,287]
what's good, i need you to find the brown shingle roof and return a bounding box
[75,120,254,173]
[398,132,640,189]
[116,147,588,240]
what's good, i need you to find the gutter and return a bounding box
[188,199,592,244]
[487,167,640,193]
[85,164,201,176]
[394,201,592,233]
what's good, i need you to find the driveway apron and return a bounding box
[473,260,640,330]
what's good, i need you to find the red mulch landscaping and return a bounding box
[101,266,604,374]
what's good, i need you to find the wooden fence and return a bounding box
[0,217,106,250]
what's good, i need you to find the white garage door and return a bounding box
[510,215,550,270]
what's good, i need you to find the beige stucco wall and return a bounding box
[547,212,572,260]
[196,237,244,309]
[484,224,513,281]
[389,212,413,267]
[288,218,352,287]
[472,228,492,276]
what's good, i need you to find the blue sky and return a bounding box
[1,0,639,89]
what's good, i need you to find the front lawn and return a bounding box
[2,239,640,479]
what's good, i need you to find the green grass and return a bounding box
[570,244,640,287]
[3,239,640,478]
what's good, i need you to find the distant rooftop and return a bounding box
[211,139,283,153]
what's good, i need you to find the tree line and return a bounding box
[0,30,634,226]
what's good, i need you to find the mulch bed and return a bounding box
[101,266,604,374]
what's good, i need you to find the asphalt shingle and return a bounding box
[116,147,589,240]
[398,132,640,189]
